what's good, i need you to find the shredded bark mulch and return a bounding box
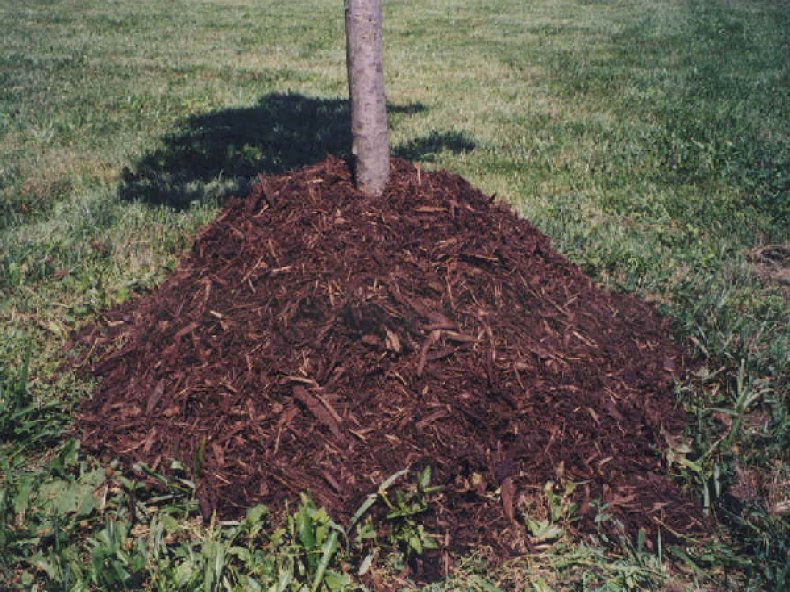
[75,157,704,555]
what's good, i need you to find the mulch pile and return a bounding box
[75,157,704,555]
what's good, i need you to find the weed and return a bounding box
[379,466,441,557]
[522,481,579,546]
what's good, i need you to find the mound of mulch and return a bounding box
[75,157,704,554]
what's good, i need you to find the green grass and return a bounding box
[1,0,788,589]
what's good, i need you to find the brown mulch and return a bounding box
[74,156,705,555]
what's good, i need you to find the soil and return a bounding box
[75,157,705,559]
[751,244,790,303]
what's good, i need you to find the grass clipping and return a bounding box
[74,157,705,554]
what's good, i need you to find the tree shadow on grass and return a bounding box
[394,130,476,162]
[121,92,475,209]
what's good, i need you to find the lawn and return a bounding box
[1,0,788,589]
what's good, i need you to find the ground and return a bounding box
[0,0,788,590]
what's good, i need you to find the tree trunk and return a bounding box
[345,0,389,196]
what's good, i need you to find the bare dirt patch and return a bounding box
[751,244,790,302]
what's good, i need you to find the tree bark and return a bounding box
[345,0,389,196]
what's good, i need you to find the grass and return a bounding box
[1,0,788,589]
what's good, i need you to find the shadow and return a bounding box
[392,130,476,162]
[119,92,474,209]
[388,103,428,115]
